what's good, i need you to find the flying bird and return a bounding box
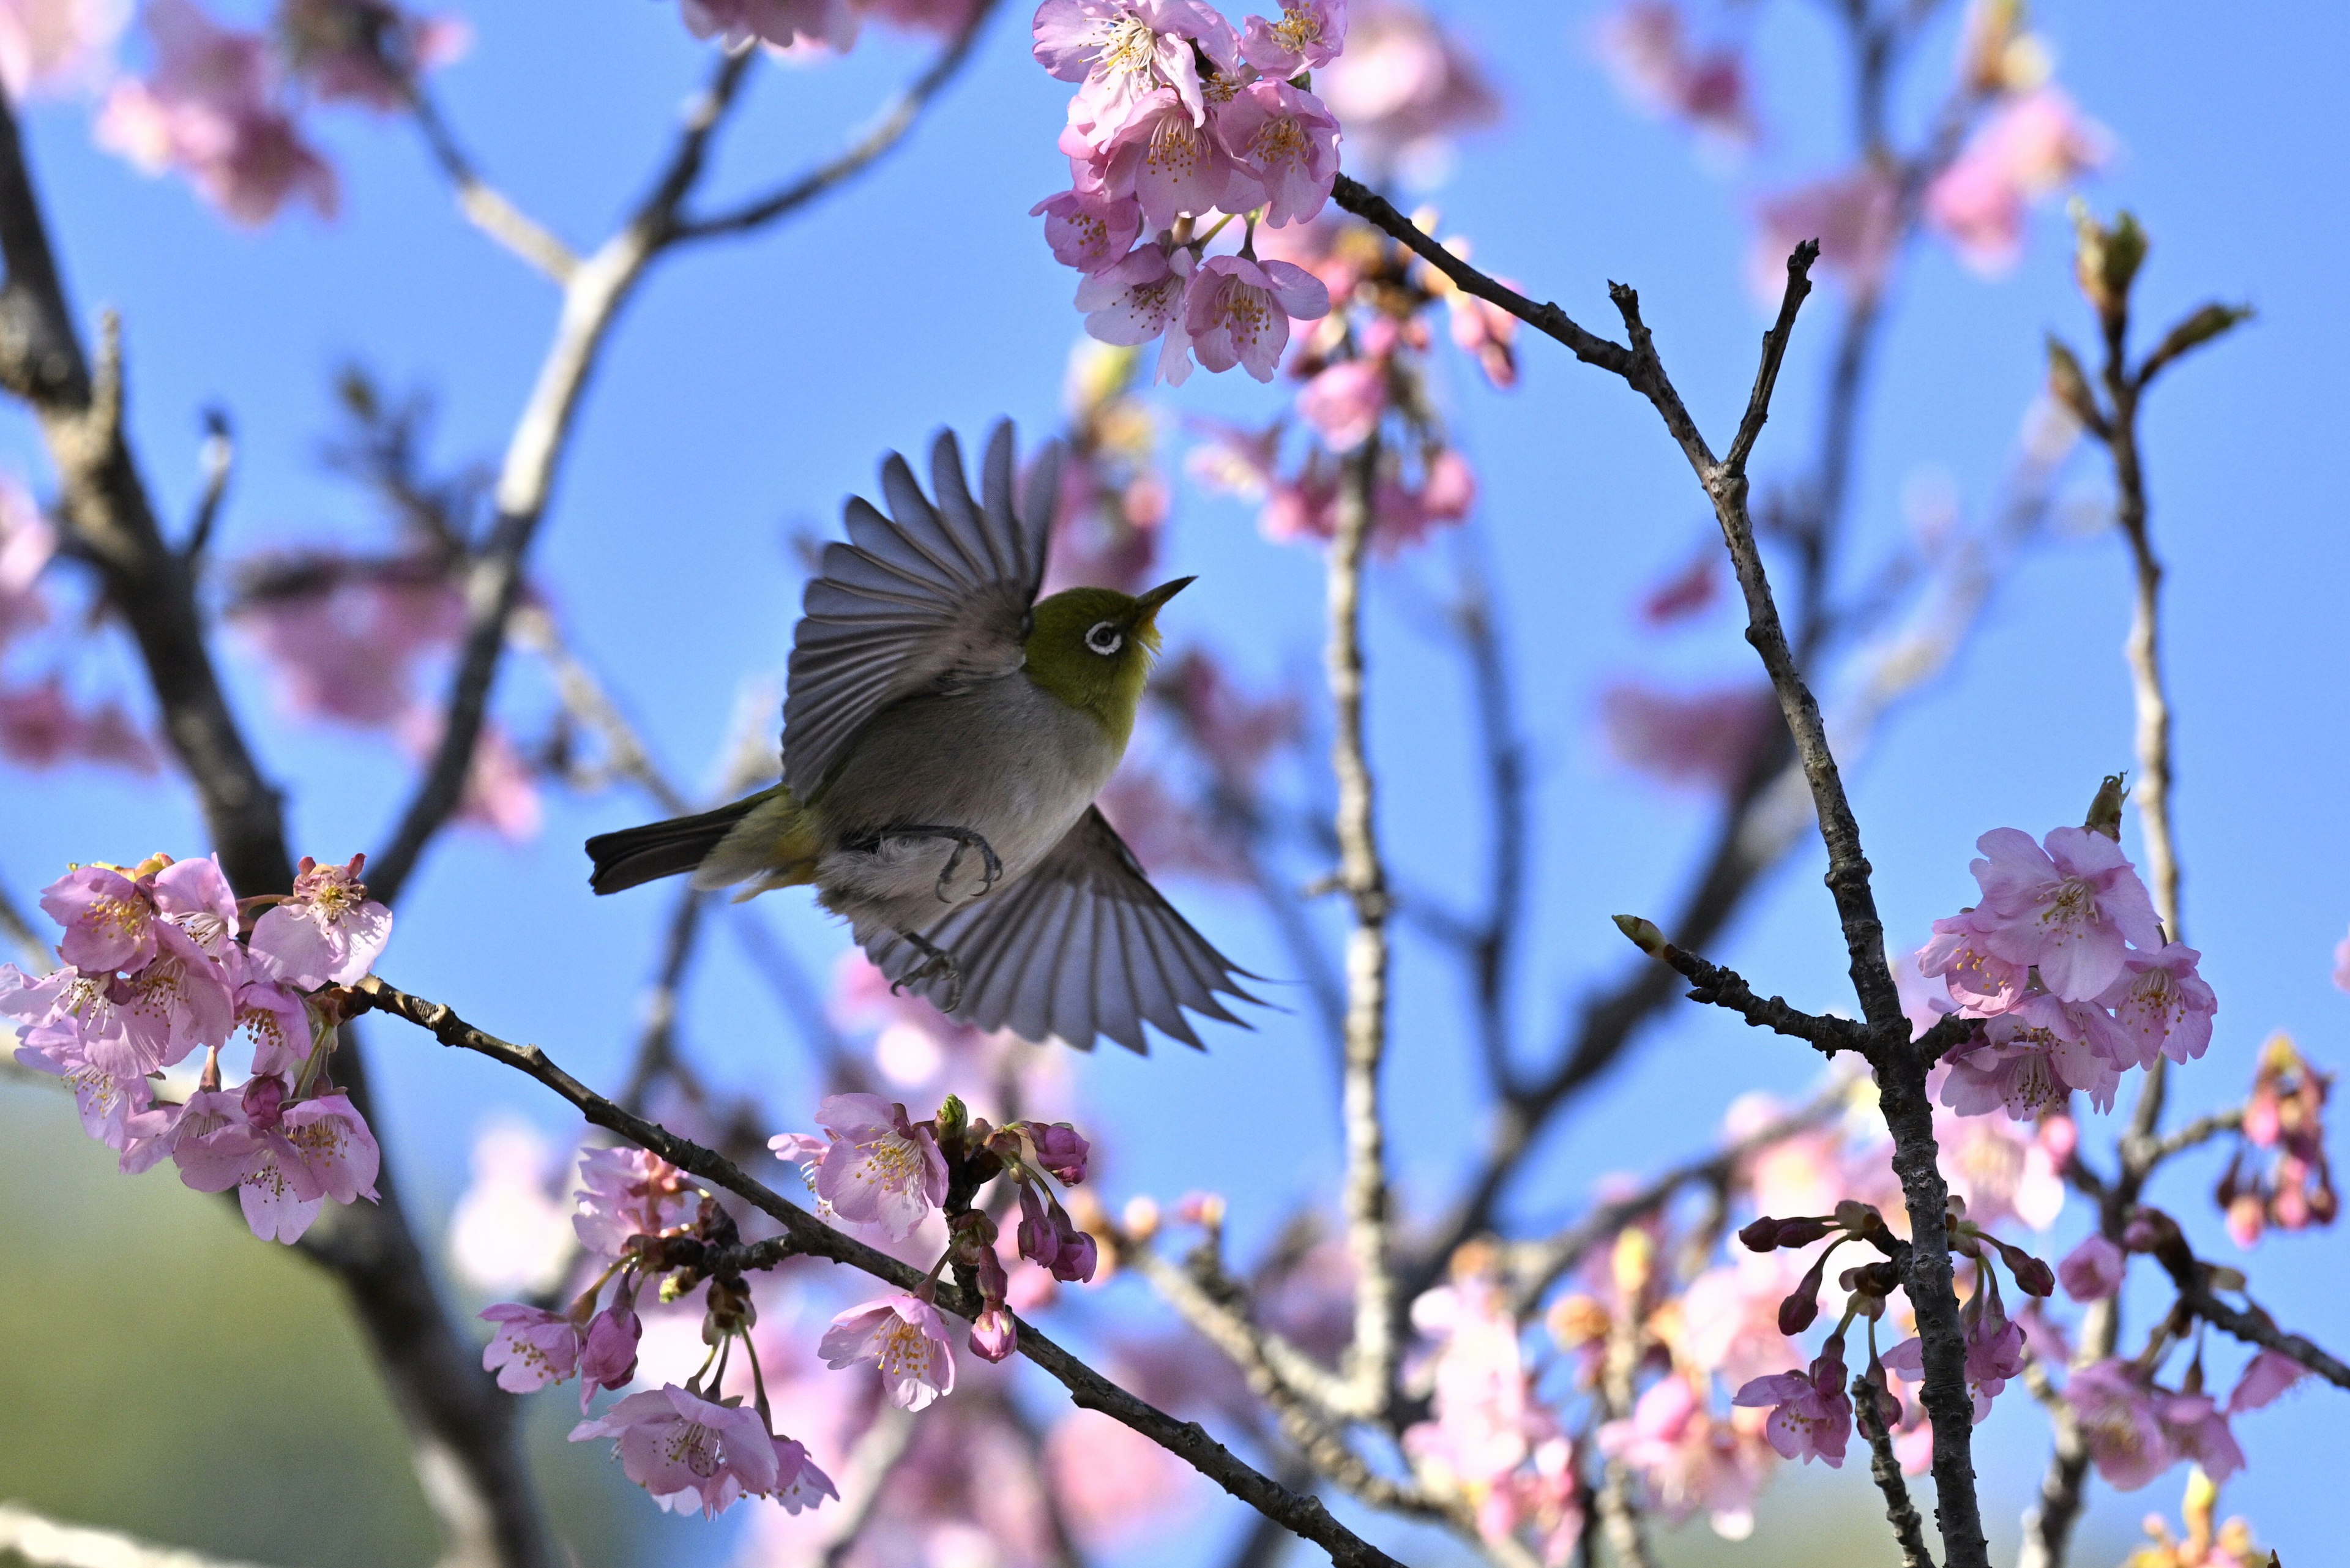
[586,422,1256,1053]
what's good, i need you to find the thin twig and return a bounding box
[1327,434,1398,1424]
[1613,922,1869,1057]
[672,0,1001,241]
[0,1505,288,1568]
[1853,1373,1937,1568]
[349,976,1409,1568]
[182,405,231,562]
[509,602,692,815]
[2173,1282,2350,1391]
[409,86,581,282]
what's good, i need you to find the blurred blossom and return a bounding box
[273,0,468,112]
[0,678,160,773]
[227,550,466,726]
[2218,1034,2337,1245]
[0,0,122,100]
[1263,442,1473,554]
[859,0,982,36]
[1936,1108,2065,1231]
[1184,416,1285,502]
[1595,1372,1773,1539]
[2057,1233,2125,1302]
[1597,679,1775,793]
[396,707,542,841]
[1316,0,1499,186]
[0,473,54,648]
[1594,2,1753,146]
[1673,1253,1803,1390]
[1043,341,1165,597]
[2332,924,2350,992]
[1297,359,1388,452]
[449,1118,574,1294]
[1097,768,1248,883]
[1043,1407,1198,1548]
[676,0,859,52]
[1751,167,1901,299]
[1636,547,1720,627]
[97,0,338,226]
[2125,1467,2267,1568]
[1926,88,2109,274]
[1158,647,1302,786]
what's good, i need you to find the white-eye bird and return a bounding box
[585,421,1258,1053]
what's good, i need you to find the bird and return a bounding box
[584,420,1257,1053]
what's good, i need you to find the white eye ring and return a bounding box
[1085,621,1124,655]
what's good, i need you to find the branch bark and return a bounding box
[351,976,1410,1568]
[1854,1371,1938,1568]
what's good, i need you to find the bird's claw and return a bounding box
[936,832,1004,903]
[890,931,965,1014]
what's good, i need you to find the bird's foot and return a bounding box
[854,821,1004,902]
[888,930,964,1014]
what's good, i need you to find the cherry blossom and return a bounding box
[1732,1339,1852,1466]
[1314,0,1496,182]
[1595,2,1753,144]
[480,1303,583,1393]
[246,854,394,989]
[1043,1406,1198,1548]
[275,0,468,112]
[1032,0,1234,136]
[2099,942,2218,1067]
[1967,824,2163,1002]
[578,1297,643,1408]
[1239,0,1343,77]
[569,1383,793,1517]
[1881,1294,2023,1423]
[1919,908,2029,1016]
[0,0,122,99]
[2058,1234,2125,1302]
[1596,1373,1773,1539]
[1403,1268,1546,1493]
[1100,86,1240,229]
[1676,1253,1805,1391]
[573,1145,693,1257]
[1751,168,1901,297]
[1216,79,1343,227]
[42,864,161,974]
[2067,1357,2173,1490]
[1185,253,1329,380]
[1938,998,2125,1119]
[1297,359,1386,451]
[1031,184,1145,274]
[2226,1349,2307,1415]
[226,550,465,727]
[777,1092,949,1242]
[1927,88,2109,274]
[820,1294,957,1411]
[675,0,858,53]
[96,0,338,227]
[448,1120,575,1294]
[1075,238,1198,383]
[1597,680,1776,794]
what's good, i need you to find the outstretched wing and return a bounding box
[782,422,1063,796]
[857,808,1259,1053]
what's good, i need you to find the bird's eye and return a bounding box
[1084,620,1124,656]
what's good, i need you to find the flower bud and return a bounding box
[2083,773,2128,841]
[969,1307,1017,1363]
[1611,914,1668,958]
[1122,1195,1161,1242]
[1778,1251,1832,1335]
[1737,1216,1785,1252]
[934,1093,969,1152]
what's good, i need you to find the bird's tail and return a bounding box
[584,785,818,897]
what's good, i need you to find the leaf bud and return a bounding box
[2083,773,2128,840]
[934,1092,969,1152]
[2045,335,2103,431]
[2148,303,2253,372]
[1612,913,1668,958]
[2070,200,2148,324]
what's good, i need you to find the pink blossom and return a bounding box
[153,853,239,954]
[1595,1373,1772,1539]
[1938,996,2125,1119]
[1968,825,2162,1002]
[274,0,468,112]
[1447,288,1519,389]
[226,550,464,726]
[5,977,154,1152]
[1031,184,1144,274]
[480,1303,583,1392]
[579,1297,643,1407]
[1239,0,1342,77]
[1731,1341,1851,1466]
[1161,648,1302,785]
[1100,86,1239,228]
[105,919,237,1077]
[0,680,157,772]
[862,0,981,35]
[2096,942,2217,1067]
[0,474,55,648]
[1751,168,1901,297]
[1919,909,2029,1015]
[0,0,125,97]
[450,720,542,841]
[1595,2,1753,144]
[675,0,858,51]
[573,1145,692,1258]
[819,1294,957,1411]
[1881,1297,2023,1422]
[1033,0,1234,138]
[2067,1358,2172,1490]
[2226,1349,2307,1415]
[41,864,160,974]
[1936,1108,2067,1231]
[1075,238,1198,384]
[1184,416,1285,499]
[1014,1179,1098,1282]
[1401,1275,1537,1485]
[1186,253,1329,381]
[2158,1389,2244,1485]
[968,1305,1016,1363]
[1215,80,1342,227]
[1045,1406,1196,1547]
[2332,926,2350,993]
[2058,1234,2125,1302]
[569,1384,783,1517]
[1677,1255,1804,1390]
[1597,679,1775,793]
[96,0,337,227]
[793,1092,949,1242]
[174,1080,379,1242]
[768,1437,838,1513]
[1315,0,1498,181]
[1926,89,2109,274]
[1297,359,1386,451]
[448,1119,574,1293]
[234,977,316,1078]
[246,854,393,988]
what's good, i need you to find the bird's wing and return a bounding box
[783,422,1064,795]
[857,807,1259,1053]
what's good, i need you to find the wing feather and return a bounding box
[856,807,1255,1052]
[781,421,1059,794]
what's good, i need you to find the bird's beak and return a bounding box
[1132,575,1195,628]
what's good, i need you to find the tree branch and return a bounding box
[1326,435,1399,1424]
[671,0,1001,241]
[409,86,581,283]
[1854,1372,1938,1568]
[1610,917,1870,1056]
[349,976,1409,1568]
[0,1505,288,1568]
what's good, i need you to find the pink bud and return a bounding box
[969,1307,1016,1363]
[241,1072,289,1131]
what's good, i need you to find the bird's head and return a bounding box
[1023,577,1195,745]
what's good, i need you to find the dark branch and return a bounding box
[1854,1371,1938,1568]
[1611,917,1868,1056]
[351,977,1409,1568]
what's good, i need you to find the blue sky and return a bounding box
[3,1,2347,1562]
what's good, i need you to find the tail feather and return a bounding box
[586,798,761,895]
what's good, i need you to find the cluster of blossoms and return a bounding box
[472,1095,1101,1518]
[0,473,160,773]
[1919,790,2218,1121]
[1594,0,1753,147]
[95,0,466,225]
[4,851,389,1243]
[1030,0,1351,383]
[1182,211,1505,554]
[1738,0,2106,293]
[2216,1033,2337,1245]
